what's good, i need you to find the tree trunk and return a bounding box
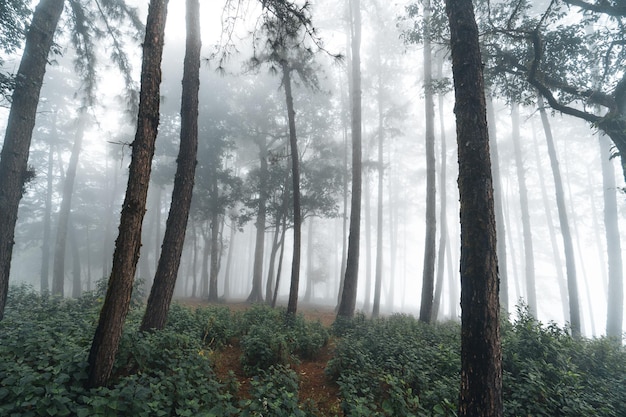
[284,66,302,316]
[272,210,289,308]
[304,219,314,302]
[511,102,537,317]
[0,0,65,320]
[87,0,168,388]
[70,222,82,298]
[40,141,54,292]
[337,0,362,320]
[433,55,449,321]
[599,134,624,340]
[248,143,268,303]
[537,96,581,337]
[52,112,86,297]
[486,97,509,314]
[445,1,503,416]
[208,213,221,302]
[141,0,199,330]
[420,0,436,323]
[532,123,569,322]
[372,45,385,317]
[363,168,372,310]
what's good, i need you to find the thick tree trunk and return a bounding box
[337,0,362,319]
[87,0,168,388]
[420,0,436,323]
[0,0,65,320]
[599,134,623,340]
[486,98,509,313]
[511,102,537,317]
[141,0,200,330]
[52,112,86,297]
[538,96,581,337]
[445,0,503,416]
[284,66,302,316]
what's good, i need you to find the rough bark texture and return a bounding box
[538,96,581,337]
[599,134,623,340]
[52,113,86,297]
[337,0,362,319]
[445,0,503,415]
[0,0,65,320]
[420,0,436,323]
[284,66,302,316]
[141,0,200,331]
[87,0,168,387]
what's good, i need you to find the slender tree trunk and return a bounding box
[531,123,569,322]
[223,221,236,300]
[0,0,65,319]
[445,1,503,415]
[40,141,55,292]
[599,134,624,339]
[248,143,268,303]
[337,0,362,319]
[486,97,509,314]
[284,66,302,316]
[208,213,220,302]
[537,96,581,337]
[420,0,436,323]
[304,219,314,302]
[52,112,86,297]
[511,102,537,317]
[433,56,448,321]
[87,0,169,387]
[337,85,350,307]
[372,53,385,317]
[363,168,372,310]
[272,211,289,308]
[265,218,282,303]
[70,222,82,298]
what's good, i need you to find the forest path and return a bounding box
[178,299,342,415]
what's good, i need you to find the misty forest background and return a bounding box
[1,0,625,339]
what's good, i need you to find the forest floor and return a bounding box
[179,299,343,416]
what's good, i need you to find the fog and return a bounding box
[1,0,624,338]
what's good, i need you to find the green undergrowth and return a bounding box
[1,285,625,417]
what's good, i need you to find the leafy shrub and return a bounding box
[164,303,234,349]
[239,365,309,417]
[240,322,291,375]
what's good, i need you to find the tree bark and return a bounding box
[337,0,362,319]
[141,0,199,331]
[52,112,86,297]
[0,0,65,320]
[445,0,503,415]
[284,65,302,316]
[87,0,168,388]
[537,96,581,337]
[420,0,436,323]
[248,143,268,303]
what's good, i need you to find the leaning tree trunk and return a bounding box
[140,0,199,331]
[284,66,302,316]
[599,133,624,340]
[337,0,362,320]
[0,0,65,320]
[87,0,168,388]
[420,0,436,323]
[52,112,86,297]
[445,0,503,416]
[538,96,581,338]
